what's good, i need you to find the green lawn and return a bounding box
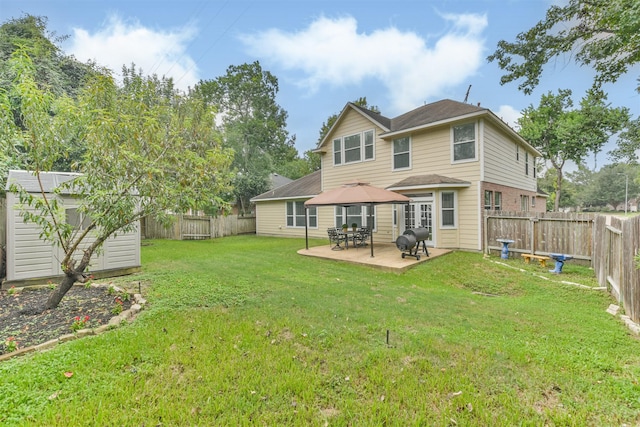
[2,236,639,425]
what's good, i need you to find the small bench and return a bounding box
[521,254,551,267]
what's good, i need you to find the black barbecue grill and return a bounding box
[396,227,430,260]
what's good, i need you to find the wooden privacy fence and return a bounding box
[592,215,640,323]
[485,211,595,261]
[142,214,256,240]
[486,211,640,325]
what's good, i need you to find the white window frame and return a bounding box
[451,122,477,163]
[440,191,457,228]
[484,190,493,210]
[286,201,317,228]
[334,205,376,230]
[332,129,375,166]
[392,136,412,171]
[494,192,502,211]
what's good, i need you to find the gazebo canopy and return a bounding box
[303,181,411,257]
[304,181,411,207]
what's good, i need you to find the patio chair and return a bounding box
[327,228,347,250]
[353,227,370,247]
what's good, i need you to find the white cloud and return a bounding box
[239,13,487,112]
[68,15,199,91]
[495,105,522,129]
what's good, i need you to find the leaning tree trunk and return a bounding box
[44,273,82,311]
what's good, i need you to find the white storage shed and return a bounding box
[4,170,141,287]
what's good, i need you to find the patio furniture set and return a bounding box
[327,227,371,250]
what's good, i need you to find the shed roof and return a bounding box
[6,170,81,193]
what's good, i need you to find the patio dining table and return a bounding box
[339,229,366,249]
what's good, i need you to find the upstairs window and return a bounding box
[333,130,375,166]
[452,123,476,162]
[393,136,411,170]
[525,152,529,176]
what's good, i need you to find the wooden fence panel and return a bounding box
[485,211,594,260]
[143,214,256,240]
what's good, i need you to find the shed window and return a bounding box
[66,208,91,230]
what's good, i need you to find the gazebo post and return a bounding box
[305,206,309,250]
[369,202,374,258]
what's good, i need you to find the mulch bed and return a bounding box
[0,285,132,355]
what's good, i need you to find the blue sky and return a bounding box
[2,0,639,169]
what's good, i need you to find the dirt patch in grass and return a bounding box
[0,285,132,355]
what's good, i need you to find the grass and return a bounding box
[1,235,640,425]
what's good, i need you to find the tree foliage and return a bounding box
[518,89,628,211]
[488,0,640,94]
[195,62,296,213]
[0,15,97,183]
[1,50,234,310]
[609,117,640,163]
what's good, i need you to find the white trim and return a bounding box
[477,181,483,251]
[479,119,485,181]
[252,195,317,203]
[387,182,470,191]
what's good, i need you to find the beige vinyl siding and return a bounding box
[255,201,324,239]
[483,120,537,191]
[321,114,483,251]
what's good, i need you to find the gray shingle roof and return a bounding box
[251,170,321,202]
[389,99,486,132]
[386,174,471,190]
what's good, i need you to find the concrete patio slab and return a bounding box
[298,242,452,273]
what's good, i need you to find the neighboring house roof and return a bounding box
[269,173,293,190]
[6,170,81,194]
[386,174,472,191]
[251,170,321,202]
[316,99,542,157]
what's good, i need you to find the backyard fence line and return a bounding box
[592,215,640,323]
[484,211,595,261]
[485,211,640,325]
[142,214,256,240]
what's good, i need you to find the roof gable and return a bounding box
[315,102,391,152]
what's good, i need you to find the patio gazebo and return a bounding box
[304,181,411,257]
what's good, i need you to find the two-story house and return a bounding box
[251,99,544,251]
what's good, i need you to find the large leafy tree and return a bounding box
[518,89,628,211]
[195,62,296,214]
[1,50,233,311]
[582,163,640,209]
[488,0,640,94]
[0,15,96,184]
[609,117,640,163]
